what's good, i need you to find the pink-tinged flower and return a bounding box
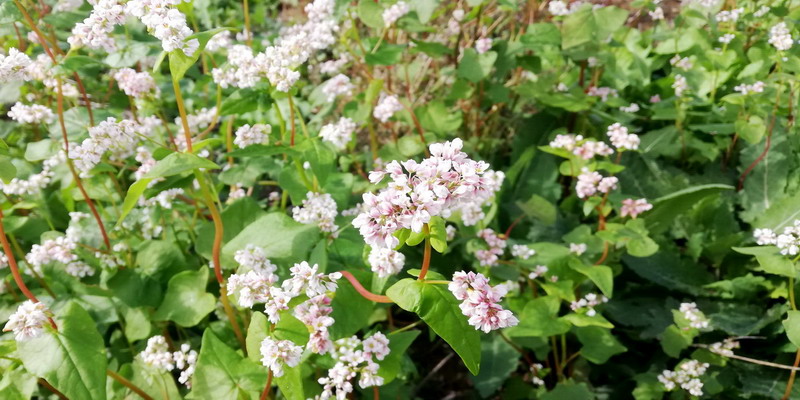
[448,271,519,333]
[260,337,303,377]
[620,198,653,218]
[3,300,50,341]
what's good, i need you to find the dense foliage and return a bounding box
[1,0,800,398]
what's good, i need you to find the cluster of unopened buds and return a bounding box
[679,302,710,329]
[139,335,197,387]
[753,219,800,256]
[658,359,709,397]
[708,338,739,357]
[570,293,608,317]
[449,271,519,332]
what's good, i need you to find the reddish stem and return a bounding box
[340,271,393,303]
[260,370,273,400]
[418,236,432,281]
[504,214,526,238]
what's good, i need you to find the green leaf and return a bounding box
[732,246,796,278]
[645,184,734,234]
[0,156,15,183]
[660,324,694,357]
[505,296,571,338]
[736,115,766,145]
[357,0,384,29]
[575,326,627,364]
[246,311,269,363]
[365,44,406,66]
[143,151,219,179]
[378,330,420,383]
[416,101,462,134]
[275,364,304,400]
[540,380,593,400]
[222,213,319,266]
[196,197,266,261]
[17,302,107,400]
[169,27,232,80]
[273,314,310,346]
[471,335,519,397]
[386,278,482,375]
[457,49,497,82]
[330,270,374,339]
[561,5,594,49]
[24,140,57,161]
[220,88,271,116]
[116,178,152,227]
[428,216,448,253]
[517,194,557,225]
[568,259,614,297]
[153,268,216,327]
[190,329,267,399]
[784,310,800,349]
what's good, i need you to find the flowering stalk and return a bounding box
[418,235,432,281]
[259,370,273,400]
[340,271,392,303]
[194,170,246,349]
[172,77,194,153]
[106,369,153,400]
[0,209,57,330]
[56,79,111,251]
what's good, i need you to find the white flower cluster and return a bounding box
[673,74,688,97]
[753,220,800,256]
[180,107,217,132]
[709,338,739,357]
[140,188,184,209]
[718,33,735,44]
[316,333,391,399]
[530,363,545,386]
[587,86,618,101]
[768,22,793,51]
[445,224,457,241]
[227,252,341,325]
[320,117,357,150]
[734,81,765,95]
[679,302,709,329]
[126,0,199,56]
[368,247,405,277]
[716,7,743,22]
[606,123,640,150]
[619,103,640,113]
[649,7,664,20]
[8,102,54,124]
[292,192,339,233]
[475,38,493,54]
[575,168,618,199]
[0,48,32,83]
[670,56,693,71]
[570,242,587,255]
[113,68,159,98]
[570,293,608,317]
[475,228,506,267]
[68,0,126,52]
[549,134,612,160]
[549,0,585,16]
[382,1,409,25]
[26,236,77,274]
[66,261,95,278]
[212,0,337,91]
[354,139,502,248]
[373,93,403,123]
[205,31,232,52]
[318,54,350,75]
[620,198,653,218]
[233,124,271,148]
[0,153,63,196]
[3,300,50,341]
[321,74,354,102]
[528,265,549,280]
[294,295,336,354]
[446,9,465,35]
[457,169,504,226]
[658,360,709,397]
[260,337,303,377]
[71,117,148,174]
[511,244,535,260]
[754,6,770,18]
[139,336,197,387]
[449,271,519,332]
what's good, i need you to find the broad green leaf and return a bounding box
[357,0,384,28]
[561,5,594,49]
[330,270,375,339]
[784,310,800,348]
[153,268,216,327]
[18,302,107,400]
[660,324,694,357]
[517,194,557,225]
[24,140,57,161]
[428,216,448,253]
[416,101,462,134]
[569,259,614,297]
[575,326,627,364]
[274,313,310,346]
[222,213,319,266]
[733,246,796,278]
[122,307,151,342]
[505,296,570,338]
[143,151,219,179]
[220,88,271,116]
[365,44,406,66]
[0,156,15,183]
[116,178,153,227]
[196,197,266,261]
[169,27,232,80]
[736,115,766,145]
[457,49,497,82]
[386,278,482,375]
[540,380,593,400]
[645,184,734,234]
[379,330,420,383]
[561,313,614,328]
[471,335,519,397]
[275,364,304,400]
[246,311,269,363]
[190,329,266,399]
